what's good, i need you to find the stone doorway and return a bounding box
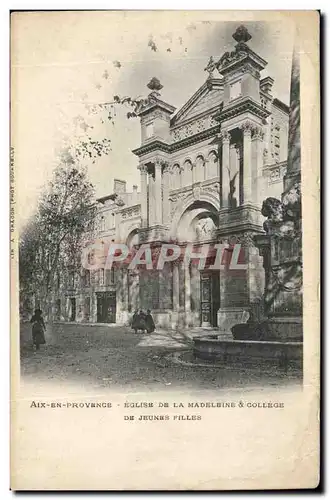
[200,272,220,327]
[96,291,116,323]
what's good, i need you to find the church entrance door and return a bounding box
[200,272,220,327]
[96,291,116,323]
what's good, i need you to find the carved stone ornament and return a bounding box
[220,129,230,142]
[261,197,283,231]
[195,217,216,239]
[147,77,163,93]
[115,195,125,207]
[282,182,301,222]
[192,183,201,200]
[121,206,141,219]
[261,196,299,237]
[252,125,264,140]
[217,231,255,247]
[204,56,217,79]
[232,25,252,44]
[139,164,148,173]
[169,191,188,204]
[241,121,253,135]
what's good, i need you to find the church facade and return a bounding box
[57,26,289,333]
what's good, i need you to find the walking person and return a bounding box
[145,309,155,334]
[138,310,147,333]
[30,308,46,351]
[131,309,139,334]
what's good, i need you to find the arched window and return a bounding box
[182,160,193,186]
[207,151,218,179]
[171,164,181,189]
[195,155,205,183]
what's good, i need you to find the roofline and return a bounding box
[137,98,176,117]
[272,98,289,114]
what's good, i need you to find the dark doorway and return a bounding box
[56,298,61,320]
[70,298,76,322]
[96,291,116,323]
[200,272,220,327]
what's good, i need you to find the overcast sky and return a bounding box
[12,11,295,229]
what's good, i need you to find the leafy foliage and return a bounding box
[19,159,96,317]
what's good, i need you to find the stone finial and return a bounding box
[232,25,252,44]
[147,77,163,94]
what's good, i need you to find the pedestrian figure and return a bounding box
[30,308,46,351]
[131,309,140,334]
[138,310,147,333]
[145,309,155,334]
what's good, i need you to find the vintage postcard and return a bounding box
[10,10,320,490]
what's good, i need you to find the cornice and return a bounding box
[132,140,171,157]
[217,49,267,76]
[137,98,176,118]
[272,98,289,115]
[213,96,270,123]
[132,125,220,157]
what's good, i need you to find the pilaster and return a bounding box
[251,125,265,205]
[148,170,155,226]
[221,130,230,208]
[139,164,148,228]
[162,163,170,225]
[154,160,163,225]
[242,121,253,204]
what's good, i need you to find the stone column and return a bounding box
[139,165,148,228]
[129,271,139,312]
[154,160,162,225]
[172,263,180,311]
[184,263,191,326]
[229,143,239,208]
[148,170,155,226]
[162,164,170,225]
[251,126,264,205]
[236,145,242,206]
[122,269,129,322]
[242,121,253,204]
[221,130,230,208]
[190,264,200,326]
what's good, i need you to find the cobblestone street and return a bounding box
[20,322,301,393]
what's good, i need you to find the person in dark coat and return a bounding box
[131,309,140,334]
[145,309,155,334]
[138,310,147,333]
[30,308,46,350]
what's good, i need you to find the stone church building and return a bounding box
[59,25,290,333]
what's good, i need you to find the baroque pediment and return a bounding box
[171,79,224,127]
